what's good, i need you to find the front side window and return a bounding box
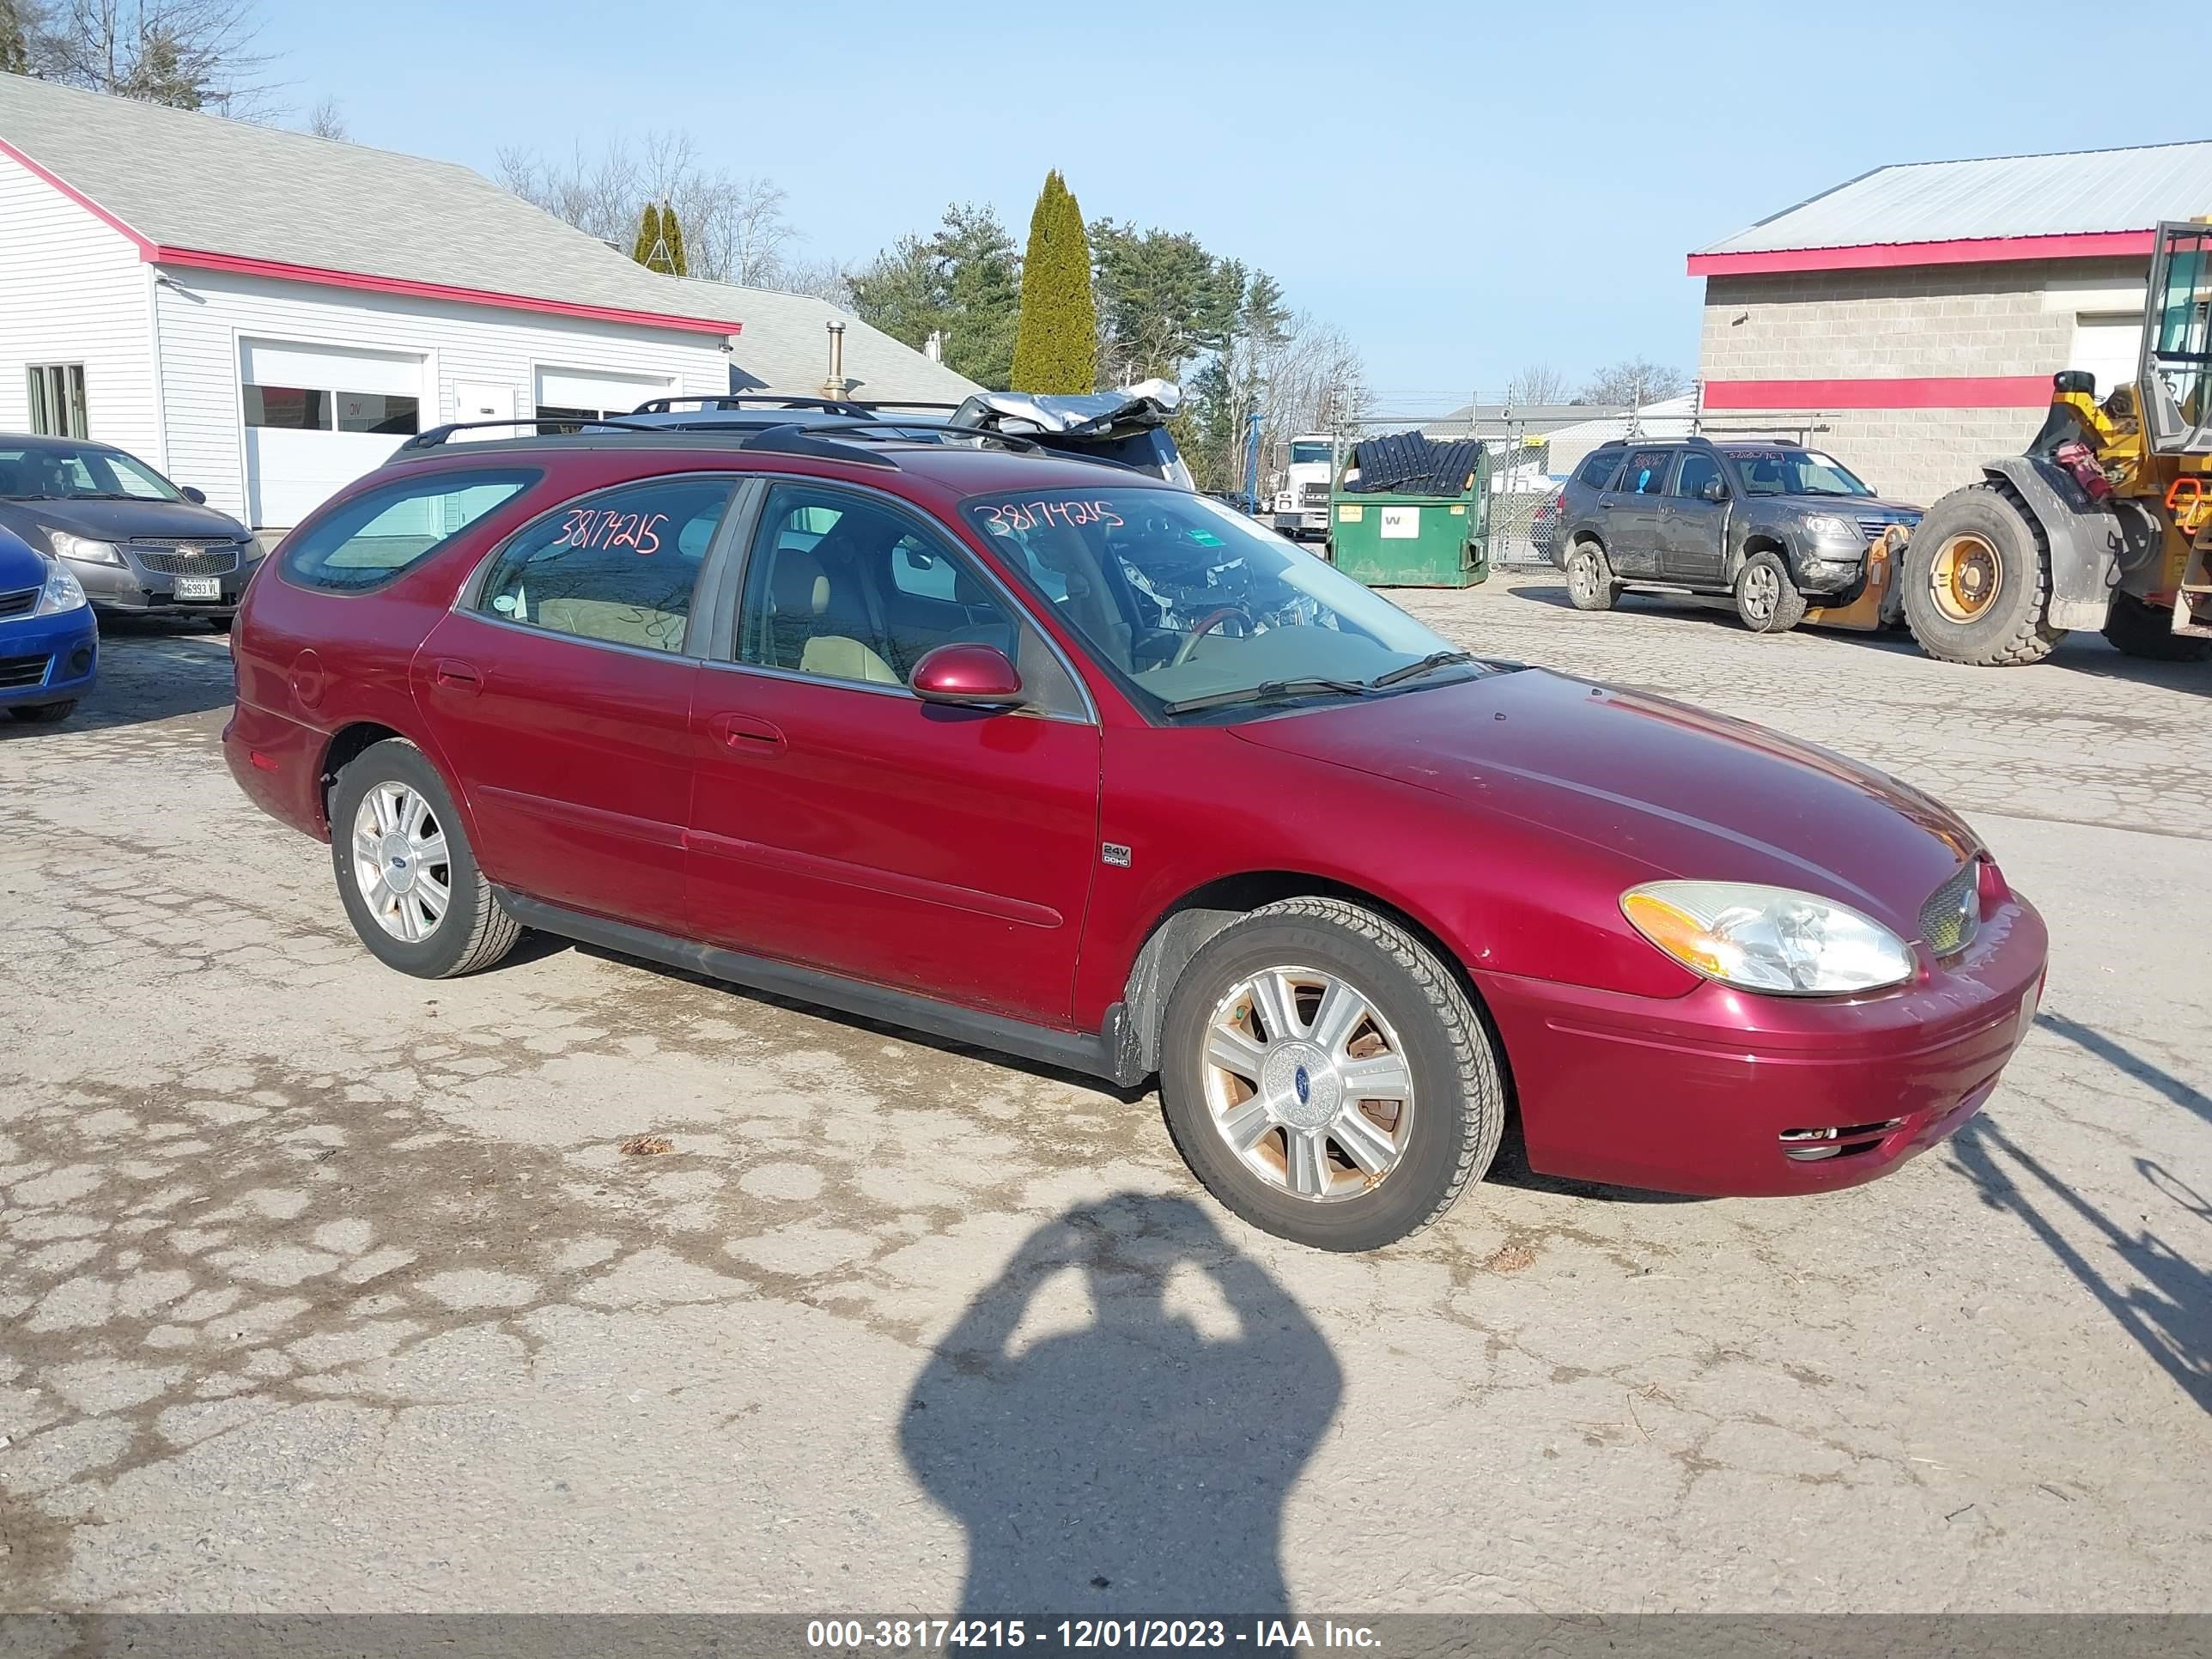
[1671,453,1723,500]
[1620,450,1674,495]
[1729,448,1873,497]
[0,442,181,502]
[964,487,1472,716]
[735,483,1085,714]
[477,476,732,653]
[279,469,538,593]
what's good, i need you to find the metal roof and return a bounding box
[1698,139,2212,255]
[672,280,981,404]
[0,73,745,332]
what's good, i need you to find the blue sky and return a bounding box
[263,1,2206,411]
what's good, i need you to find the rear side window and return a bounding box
[475,476,734,655]
[280,469,538,592]
[1620,449,1674,495]
[1576,451,1622,489]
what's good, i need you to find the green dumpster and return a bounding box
[1326,439,1490,587]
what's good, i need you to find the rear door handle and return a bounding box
[708,711,785,754]
[432,659,481,692]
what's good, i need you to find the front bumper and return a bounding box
[0,606,99,708]
[1475,894,2048,1196]
[70,554,259,616]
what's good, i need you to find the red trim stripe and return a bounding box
[1688,230,2156,276]
[149,247,743,336]
[1703,376,2053,410]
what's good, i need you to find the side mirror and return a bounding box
[910,642,1024,709]
[1702,476,1729,503]
[180,485,208,505]
[1269,442,1290,470]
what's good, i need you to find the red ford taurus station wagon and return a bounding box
[225,415,2049,1250]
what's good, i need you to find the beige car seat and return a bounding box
[769,548,898,684]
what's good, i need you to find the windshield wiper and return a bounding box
[1161,678,1371,716]
[1367,649,1475,690]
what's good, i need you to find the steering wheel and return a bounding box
[1170,606,1253,667]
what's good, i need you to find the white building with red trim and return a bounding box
[1691,139,2212,506]
[0,75,757,531]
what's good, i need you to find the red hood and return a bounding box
[1229,668,1979,934]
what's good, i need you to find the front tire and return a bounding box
[2101,592,2210,662]
[1733,551,1806,634]
[1901,482,2063,665]
[1158,897,1504,1252]
[329,738,520,979]
[8,700,76,724]
[1565,542,1620,611]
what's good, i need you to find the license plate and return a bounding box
[174,576,222,600]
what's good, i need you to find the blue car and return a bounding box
[0,522,97,723]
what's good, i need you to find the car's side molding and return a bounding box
[492,889,1146,1087]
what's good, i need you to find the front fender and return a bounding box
[1982,455,2118,629]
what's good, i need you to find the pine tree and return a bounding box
[0,0,29,76]
[1011,170,1097,394]
[659,204,688,277]
[632,203,663,270]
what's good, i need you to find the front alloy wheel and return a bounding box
[1202,966,1416,1201]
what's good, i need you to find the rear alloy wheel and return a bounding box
[1900,482,2062,665]
[329,738,521,978]
[1159,897,1504,1251]
[2101,592,2211,662]
[1733,551,1806,634]
[1565,543,1619,611]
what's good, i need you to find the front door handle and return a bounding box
[432,659,481,692]
[708,711,785,754]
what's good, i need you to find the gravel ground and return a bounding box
[1,586,2205,1613]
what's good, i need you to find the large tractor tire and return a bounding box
[1900,480,2065,666]
[2101,592,2212,662]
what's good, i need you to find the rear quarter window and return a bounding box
[1575,452,1622,489]
[278,468,540,593]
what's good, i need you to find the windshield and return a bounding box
[1729,448,1872,498]
[964,487,1473,716]
[0,443,183,502]
[1289,441,1331,466]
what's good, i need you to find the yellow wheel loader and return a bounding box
[1899,220,2212,666]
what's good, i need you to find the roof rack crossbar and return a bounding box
[630,393,873,416]
[401,416,657,450]
[739,422,902,470]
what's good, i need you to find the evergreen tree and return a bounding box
[1011,170,1097,394]
[849,203,1022,389]
[632,203,663,270]
[659,204,688,277]
[0,0,29,76]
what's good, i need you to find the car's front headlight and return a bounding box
[1622,880,1915,995]
[33,560,88,616]
[1801,514,1863,545]
[47,530,125,566]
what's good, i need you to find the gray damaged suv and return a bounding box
[1552,438,1922,633]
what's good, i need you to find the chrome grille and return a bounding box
[1918,862,1979,957]
[135,548,240,576]
[0,586,37,619]
[0,653,51,689]
[1300,481,1328,506]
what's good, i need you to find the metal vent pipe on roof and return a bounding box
[824,320,848,399]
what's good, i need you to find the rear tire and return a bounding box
[1901,481,2063,665]
[205,615,234,634]
[1565,542,1620,611]
[1733,551,1806,634]
[1158,896,1504,1252]
[329,738,521,979]
[2101,592,2211,662]
[8,700,76,724]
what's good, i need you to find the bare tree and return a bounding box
[301,93,346,140]
[1505,363,1569,405]
[1577,356,1687,410]
[769,254,857,307]
[496,131,796,288]
[1255,313,1370,459]
[31,0,277,114]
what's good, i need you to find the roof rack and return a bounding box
[630,393,874,416]
[400,416,657,450]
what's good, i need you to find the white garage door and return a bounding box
[2067,313,2144,402]
[534,366,673,423]
[241,339,425,528]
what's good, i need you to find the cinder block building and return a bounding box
[1690,140,2212,506]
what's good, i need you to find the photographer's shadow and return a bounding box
[902,1194,1341,1615]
